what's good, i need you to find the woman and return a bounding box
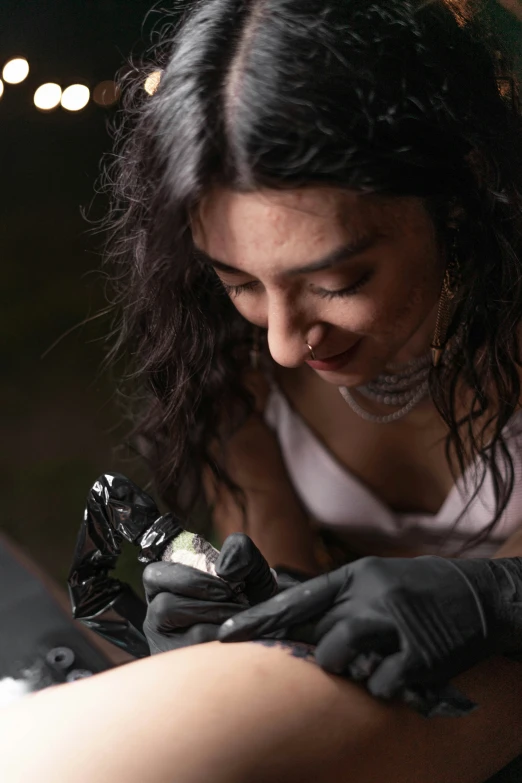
[2,1,522,781]
[109,0,522,570]
[128,0,522,638]
[114,0,522,768]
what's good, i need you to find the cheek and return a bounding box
[227,294,266,326]
[379,287,423,334]
[374,269,438,336]
[336,272,436,337]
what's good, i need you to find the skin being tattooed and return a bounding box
[252,639,317,663]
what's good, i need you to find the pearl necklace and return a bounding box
[339,380,430,423]
[339,340,459,424]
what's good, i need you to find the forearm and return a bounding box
[206,415,322,575]
[211,481,321,573]
[1,641,522,783]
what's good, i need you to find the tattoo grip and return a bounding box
[67,473,248,658]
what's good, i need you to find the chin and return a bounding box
[314,353,386,387]
[314,366,369,387]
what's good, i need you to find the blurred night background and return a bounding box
[0,0,521,601]
[0,0,163,598]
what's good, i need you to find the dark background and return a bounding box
[0,1,521,601]
[0,0,161,597]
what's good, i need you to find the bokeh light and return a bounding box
[2,58,30,84]
[0,80,4,100]
[61,84,90,112]
[92,80,120,107]
[144,70,161,96]
[34,83,62,111]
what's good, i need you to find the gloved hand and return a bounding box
[217,555,522,717]
[142,532,309,654]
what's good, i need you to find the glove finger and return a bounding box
[147,592,243,632]
[217,570,346,642]
[215,533,278,604]
[218,566,351,642]
[277,620,320,645]
[312,600,400,640]
[348,651,385,682]
[288,605,400,648]
[143,561,237,604]
[275,571,307,592]
[148,624,219,655]
[274,566,315,585]
[315,617,400,675]
[367,650,415,700]
[184,623,221,646]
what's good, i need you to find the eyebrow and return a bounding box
[194,234,377,277]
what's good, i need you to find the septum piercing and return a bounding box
[307,343,316,361]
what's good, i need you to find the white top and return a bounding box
[264,383,522,558]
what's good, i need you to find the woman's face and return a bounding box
[192,186,445,387]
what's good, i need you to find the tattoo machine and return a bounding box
[67,473,249,659]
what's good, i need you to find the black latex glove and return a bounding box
[142,532,306,654]
[217,555,522,718]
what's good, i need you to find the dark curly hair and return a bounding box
[101,0,522,556]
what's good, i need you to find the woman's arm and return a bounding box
[204,371,325,574]
[0,639,522,783]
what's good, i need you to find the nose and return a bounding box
[265,298,311,367]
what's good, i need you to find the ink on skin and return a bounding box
[252,639,317,663]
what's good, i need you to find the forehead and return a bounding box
[192,186,390,269]
[195,186,367,237]
[191,187,428,274]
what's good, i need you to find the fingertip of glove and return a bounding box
[216,537,264,581]
[367,676,404,701]
[217,618,243,643]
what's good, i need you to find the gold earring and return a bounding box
[431,236,461,367]
[307,343,316,361]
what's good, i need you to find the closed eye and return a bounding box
[221,280,260,297]
[221,271,372,299]
[313,271,373,299]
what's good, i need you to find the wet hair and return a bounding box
[102,0,522,555]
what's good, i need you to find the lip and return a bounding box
[306,339,362,372]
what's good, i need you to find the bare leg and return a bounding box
[0,640,521,783]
